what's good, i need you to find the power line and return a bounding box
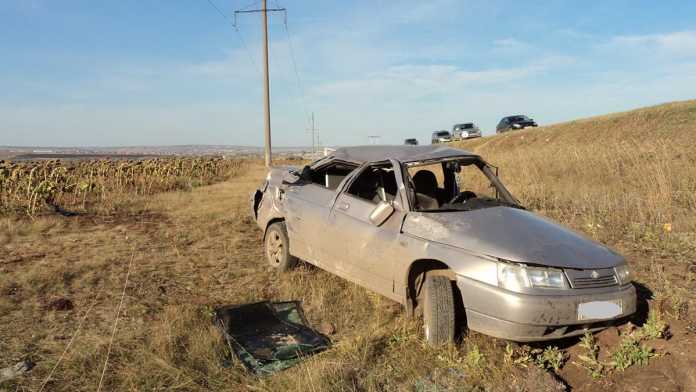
[205,0,230,21]
[274,0,312,139]
[204,0,259,70]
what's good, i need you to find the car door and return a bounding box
[283,162,359,266]
[325,160,408,301]
[283,182,336,265]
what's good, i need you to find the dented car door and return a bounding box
[326,160,408,302]
[284,183,336,265]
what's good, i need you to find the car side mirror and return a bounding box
[369,201,394,226]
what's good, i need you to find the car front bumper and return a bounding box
[456,276,636,342]
[463,133,481,139]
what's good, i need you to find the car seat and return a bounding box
[412,170,440,210]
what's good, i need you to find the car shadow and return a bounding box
[630,281,653,326]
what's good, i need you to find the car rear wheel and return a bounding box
[422,275,456,346]
[265,222,297,272]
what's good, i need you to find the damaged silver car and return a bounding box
[252,145,636,345]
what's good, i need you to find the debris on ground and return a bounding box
[47,201,81,217]
[213,301,331,375]
[0,359,35,383]
[45,298,74,311]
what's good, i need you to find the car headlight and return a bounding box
[497,261,569,291]
[614,264,631,285]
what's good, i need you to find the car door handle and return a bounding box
[337,201,350,211]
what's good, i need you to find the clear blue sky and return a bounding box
[2,0,696,147]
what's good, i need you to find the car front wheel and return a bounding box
[422,275,456,346]
[264,222,297,272]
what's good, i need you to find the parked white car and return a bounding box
[453,123,482,139]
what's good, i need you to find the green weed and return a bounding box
[574,332,604,379]
[465,345,485,371]
[638,310,668,340]
[533,346,566,372]
[610,338,654,371]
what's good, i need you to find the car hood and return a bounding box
[402,207,623,269]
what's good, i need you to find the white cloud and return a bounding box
[310,55,575,101]
[607,30,696,55]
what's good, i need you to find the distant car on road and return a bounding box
[431,130,452,144]
[496,115,538,134]
[404,138,419,145]
[453,123,482,140]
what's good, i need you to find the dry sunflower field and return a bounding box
[2,100,696,392]
[0,157,244,216]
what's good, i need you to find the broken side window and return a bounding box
[346,164,398,204]
[309,162,357,190]
[406,158,520,211]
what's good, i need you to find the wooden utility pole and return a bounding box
[261,0,271,167]
[235,2,285,167]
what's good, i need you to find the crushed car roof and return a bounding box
[329,145,477,164]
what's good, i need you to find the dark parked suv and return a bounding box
[496,115,538,134]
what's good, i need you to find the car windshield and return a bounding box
[436,131,450,136]
[509,116,530,122]
[405,158,521,212]
[459,123,473,129]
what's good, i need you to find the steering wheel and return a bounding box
[448,191,477,204]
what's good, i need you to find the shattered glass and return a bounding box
[213,301,331,375]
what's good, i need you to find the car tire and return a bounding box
[264,222,297,272]
[422,275,455,346]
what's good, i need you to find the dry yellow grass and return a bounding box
[2,100,696,391]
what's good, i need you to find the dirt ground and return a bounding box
[1,160,696,391]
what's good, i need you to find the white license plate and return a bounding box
[577,300,622,321]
